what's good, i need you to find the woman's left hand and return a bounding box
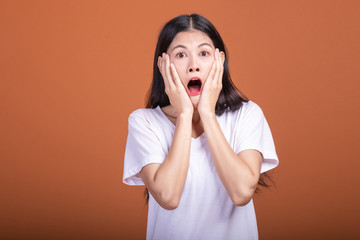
[198,48,225,116]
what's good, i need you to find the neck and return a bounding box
[162,105,203,125]
[191,109,201,124]
[161,105,204,138]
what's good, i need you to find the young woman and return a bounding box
[123,14,279,240]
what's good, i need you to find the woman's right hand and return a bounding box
[158,53,193,115]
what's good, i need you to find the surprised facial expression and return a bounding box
[167,30,216,100]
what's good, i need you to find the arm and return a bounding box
[140,113,192,210]
[140,53,193,210]
[200,112,262,206]
[198,49,262,206]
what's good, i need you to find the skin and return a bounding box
[140,29,263,210]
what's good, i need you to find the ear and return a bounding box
[157,56,162,70]
[220,51,225,65]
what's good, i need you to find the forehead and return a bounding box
[169,30,214,48]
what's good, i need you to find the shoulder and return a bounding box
[222,101,264,121]
[127,108,162,132]
[127,107,171,136]
[129,107,157,117]
[239,101,263,114]
[237,101,265,120]
[128,107,160,123]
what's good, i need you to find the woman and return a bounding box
[123,14,279,240]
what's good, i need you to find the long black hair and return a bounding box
[144,14,272,201]
[146,13,248,115]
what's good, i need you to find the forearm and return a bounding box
[145,113,192,208]
[201,112,261,205]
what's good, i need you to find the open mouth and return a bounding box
[187,78,202,96]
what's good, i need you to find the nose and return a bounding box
[188,55,200,73]
[189,67,200,72]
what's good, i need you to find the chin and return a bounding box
[190,95,200,108]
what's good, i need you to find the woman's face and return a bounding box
[166,30,217,103]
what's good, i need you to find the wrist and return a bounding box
[199,110,216,121]
[178,107,193,116]
[177,111,193,121]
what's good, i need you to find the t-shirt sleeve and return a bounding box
[123,111,166,185]
[234,102,279,173]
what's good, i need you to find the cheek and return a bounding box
[170,60,187,80]
[203,61,214,78]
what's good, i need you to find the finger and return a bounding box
[165,54,175,89]
[213,49,222,86]
[160,53,170,91]
[218,51,225,86]
[215,49,223,85]
[206,50,218,86]
[170,63,184,88]
[207,60,217,87]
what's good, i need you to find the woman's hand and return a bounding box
[198,48,225,116]
[140,53,194,210]
[158,53,193,115]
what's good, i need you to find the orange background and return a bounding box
[1,0,359,239]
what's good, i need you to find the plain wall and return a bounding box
[1,0,359,239]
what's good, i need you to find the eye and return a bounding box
[200,51,209,57]
[176,52,186,58]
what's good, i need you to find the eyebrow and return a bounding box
[170,43,213,52]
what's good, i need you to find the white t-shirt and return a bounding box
[123,101,279,240]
